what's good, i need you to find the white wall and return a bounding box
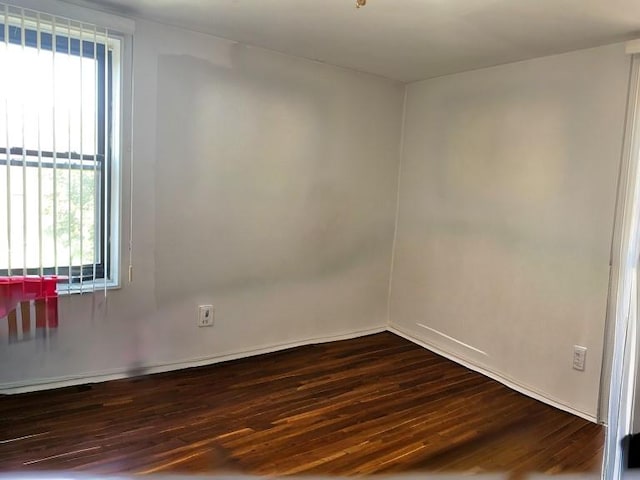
[0,8,631,424]
[389,43,630,419]
[0,19,404,390]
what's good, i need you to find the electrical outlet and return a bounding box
[573,345,587,371]
[198,305,214,327]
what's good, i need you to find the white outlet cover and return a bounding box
[573,345,587,371]
[198,305,214,327]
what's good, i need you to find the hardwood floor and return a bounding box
[0,332,603,477]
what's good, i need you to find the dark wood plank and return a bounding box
[0,332,603,476]
[7,309,18,341]
[20,301,30,336]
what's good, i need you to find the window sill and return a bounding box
[58,279,121,295]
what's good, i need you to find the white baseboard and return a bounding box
[0,325,386,395]
[0,322,601,425]
[388,324,598,424]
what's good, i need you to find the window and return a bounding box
[0,4,123,290]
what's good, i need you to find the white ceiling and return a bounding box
[63,0,640,82]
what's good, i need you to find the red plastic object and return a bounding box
[0,275,63,328]
[43,276,59,328]
[0,277,25,318]
[23,276,44,301]
[42,276,59,298]
[0,278,12,318]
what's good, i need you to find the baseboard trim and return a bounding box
[388,324,598,424]
[0,322,602,423]
[0,326,386,395]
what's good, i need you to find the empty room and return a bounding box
[1,0,640,478]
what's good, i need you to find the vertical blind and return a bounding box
[0,2,115,294]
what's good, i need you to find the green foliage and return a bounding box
[43,166,97,266]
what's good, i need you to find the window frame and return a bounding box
[0,16,124,291]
